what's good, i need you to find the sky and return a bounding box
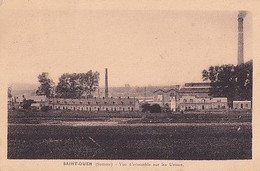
[1,10,252,87]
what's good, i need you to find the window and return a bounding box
[113,101,115,104]
[170,92,175,97]
[202,99,206,103]
[245,104,249,108]
[157,95,163,101]
[190,99,193,103]
[183,99,187,103]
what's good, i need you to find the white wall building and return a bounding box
[233,101,251,109]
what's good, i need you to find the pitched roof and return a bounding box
[48,97,138,105]
[153,88,179,94]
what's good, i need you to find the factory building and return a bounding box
[47,97,139,112]
[153,82,228,111]
[233,101,251,110]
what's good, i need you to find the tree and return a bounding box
[56,70,100,98]
[37,72,55,98]
[202,61,252,107]
[22,99,35,110]
[150,104,162,113]
[235,61,252,101]
[79,70,100,97]
[141,103,151,113]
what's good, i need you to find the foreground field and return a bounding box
[8,122,252,160]
[8,110,252,124]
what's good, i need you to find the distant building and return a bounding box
[153,89,178,111]
[31,103,42,111]
[8,94,47,110]
[233,101,251,109]
[153,82,229,111]
[178,96,228,111]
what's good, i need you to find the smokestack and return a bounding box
[105,68,108,98]
[237,11,247,65]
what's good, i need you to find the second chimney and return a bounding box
[105,68,108,98]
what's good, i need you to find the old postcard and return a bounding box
[0,0,259,170]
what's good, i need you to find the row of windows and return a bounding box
[181,104,226,110]
[182,99,226,103]
[53,105,134,111]
[50,101,133,105]
[235,104,250,109]
[183,99,204,103]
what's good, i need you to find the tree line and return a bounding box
[36,70,100,99]
[202,60,252,107]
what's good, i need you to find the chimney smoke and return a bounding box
[238,11,247,19]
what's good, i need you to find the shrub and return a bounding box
[141,103,151,113]
[150,104,161,113]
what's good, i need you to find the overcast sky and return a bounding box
[1,10,252,87]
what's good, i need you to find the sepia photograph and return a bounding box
[4,9,253,161]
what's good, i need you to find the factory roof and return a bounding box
[153,88,179,93]
[179,87,210,93]
[47,97,138,105]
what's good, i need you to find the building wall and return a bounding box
[178,96,228,111]
[153,82,231,111]
[233,101,251,109]
[153,89,178,107]
[49,97,139,112]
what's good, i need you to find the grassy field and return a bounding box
[8,110,252,159]
[8,110,252,124]
[8,122,252,160]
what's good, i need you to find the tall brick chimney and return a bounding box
[105,68,108,98]
[237,11,247,65]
